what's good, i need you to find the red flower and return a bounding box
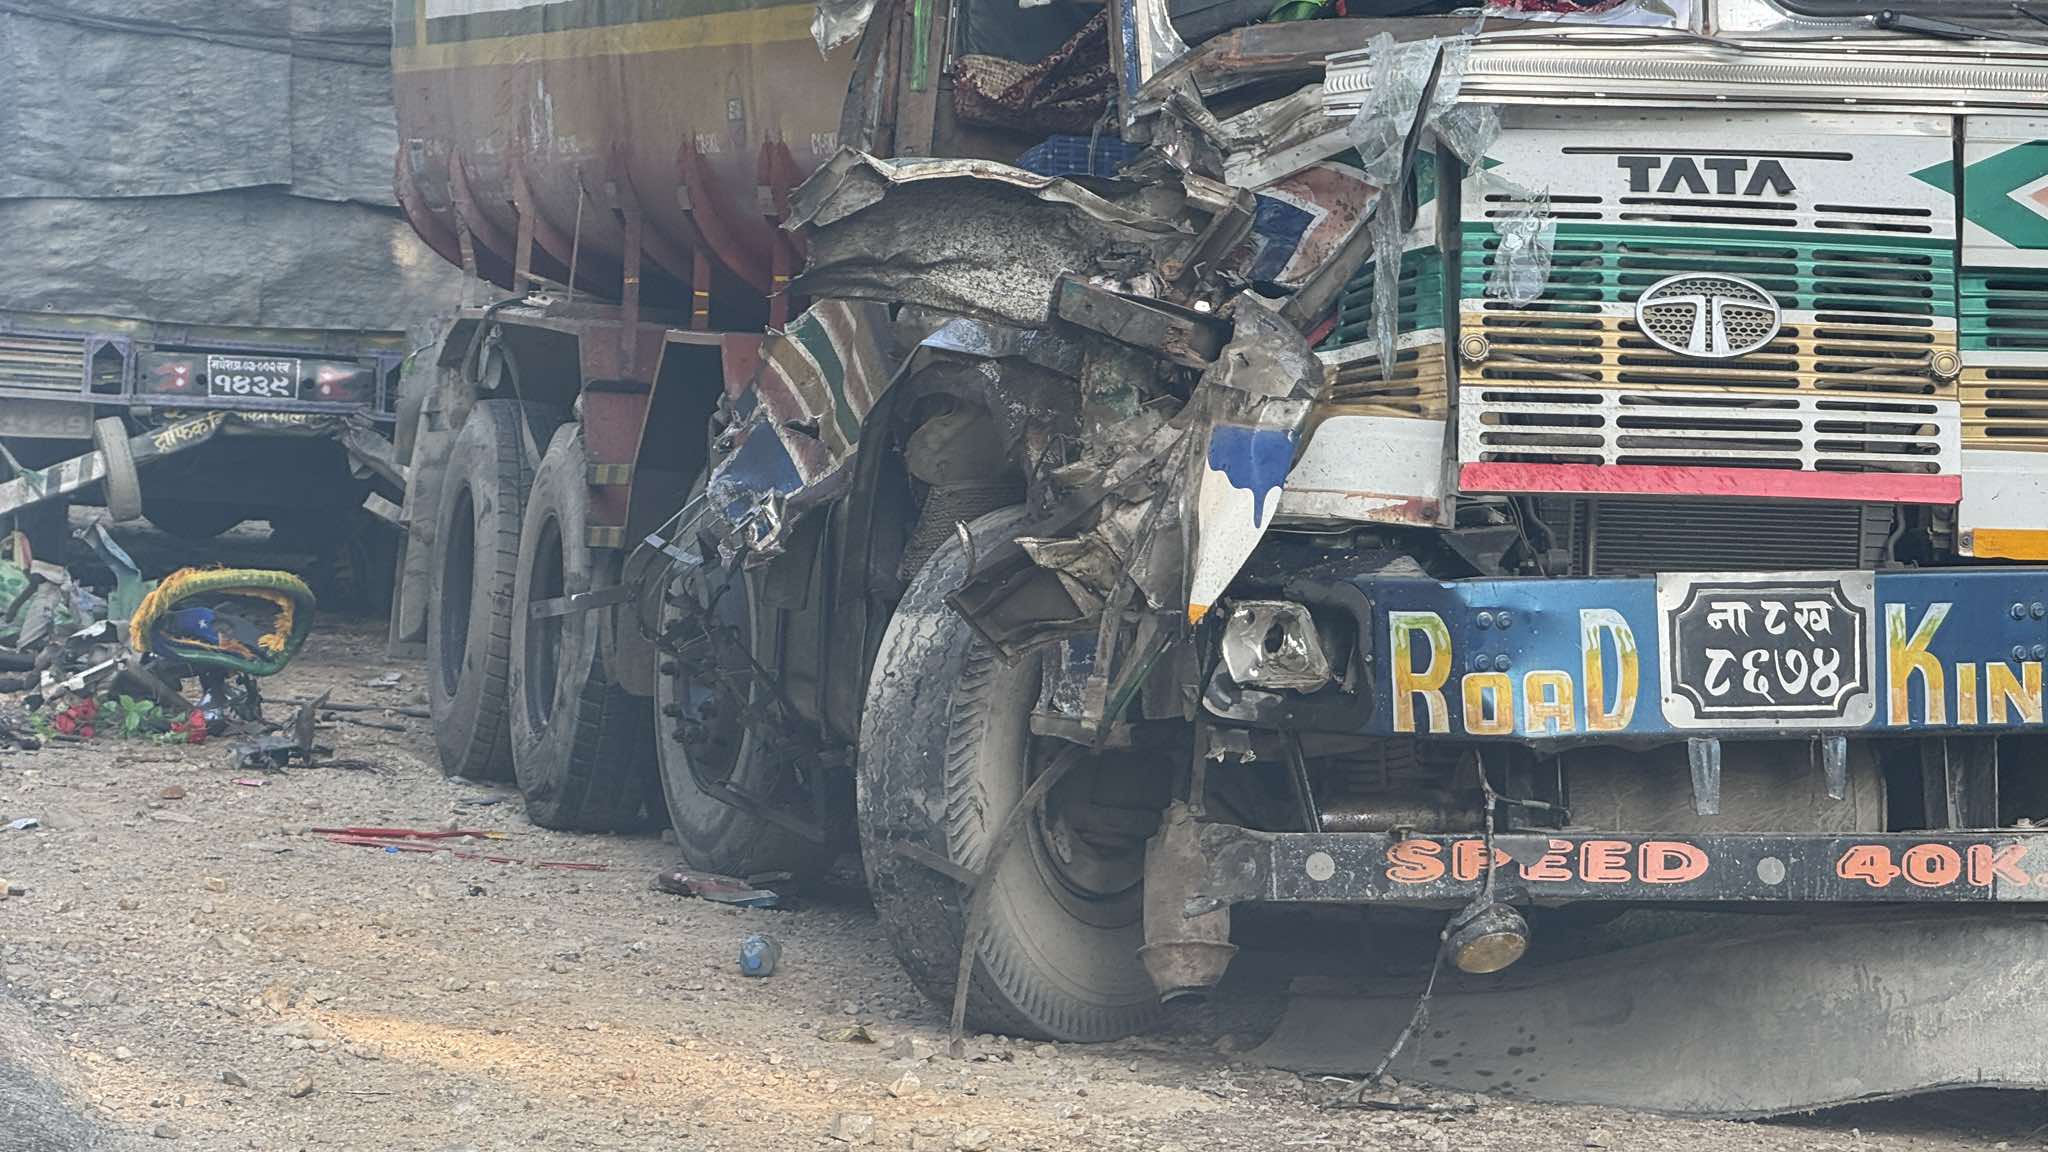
[186,727,205,745]
[78,726,93,740]
[75,698,98,719]
[188,710,207,732]
[52,714,75,734]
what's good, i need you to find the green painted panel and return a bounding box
[1455,222,1955,320]
[1326,246,1444,350]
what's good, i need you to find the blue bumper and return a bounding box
[1318,568,2048,742]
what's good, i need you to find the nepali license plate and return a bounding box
[206,355,300,400]
[1657,572,1876,728]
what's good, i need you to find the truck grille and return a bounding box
[1465,228,1953,332]
[1461,386,1956,474]
[1322,338,1446,420]
[1458,224,1960,477]
[0,334,85,394]
[1531,496,1893,576]
[1472,310,1946,398]
[1960,269,2048,449]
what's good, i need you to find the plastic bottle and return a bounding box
[739,933,780,977]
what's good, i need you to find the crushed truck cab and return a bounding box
[387,0,2048,1073]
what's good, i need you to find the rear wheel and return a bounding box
[859,507,1166,1042]
[427,399,543,782]
[510,426,663,831]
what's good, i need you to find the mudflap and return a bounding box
[1253,909,2048,1117]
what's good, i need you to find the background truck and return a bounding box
[0,1,461,572]
[388,0,2048,1087]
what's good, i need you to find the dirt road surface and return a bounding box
[1,599,2042,1149]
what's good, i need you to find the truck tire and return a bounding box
[509,426,663,831]
[654,549,836,879]
[144,498,247,540]
[93,417,142,522]
[427,399,541,782]
[858,507,1163,1042]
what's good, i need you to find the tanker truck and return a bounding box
[390,0,2048,1103]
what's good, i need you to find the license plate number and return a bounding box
[1658,573,1874,727]
[207,355,299,399]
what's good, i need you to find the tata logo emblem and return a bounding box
[1634,274,1783,359]
[1617,155,1796,197]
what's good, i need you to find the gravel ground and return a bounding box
[0,540,2043,1149]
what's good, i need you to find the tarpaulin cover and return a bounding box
[0,0,461,331]
[129,567,316,676]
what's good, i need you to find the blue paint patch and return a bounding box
[1207,423,1297,526]
[709,422,805,523]
[1014,135,1143,179]
[1247,194,1314,286]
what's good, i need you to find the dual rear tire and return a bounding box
[425,402,660,830]
[425,411,1158,1039]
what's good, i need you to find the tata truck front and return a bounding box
[1166,1,2048,974]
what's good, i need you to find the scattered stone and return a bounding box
[1584,1129,1610,1149]
[1032,1043,1058,1059]
[308,988,337,1004]
[953,1128,993,1151]
[888,1036,936,1063]
[221,1069,249,1088]
[301,799,322,812]
[150,811,197,825]
[113,1046,133,1062]
[151,1123,181,1140]
[159,785,186,800]
[277,1019,336,1042]
[259,984,294,1013]
[287,1074,315,1099]
[199,900,215,915]
[202,877,227,893]
[117,897,141,911]
[887,1072,922,1099]
[442,976,471,992]
[347,1042,385,1061]
[53,898,73,913]
[829,1113,875,1145]
[820,1024,875,1044]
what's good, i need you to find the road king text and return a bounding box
[1386,602,2042,734]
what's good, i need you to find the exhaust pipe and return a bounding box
[1139,803,1238,1001]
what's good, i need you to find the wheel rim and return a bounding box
[1011,660,1163,926]
[657,564,752,786]
[438,484,475,697]
[523,514,564,732]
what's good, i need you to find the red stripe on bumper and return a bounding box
[1458,463,1961,505]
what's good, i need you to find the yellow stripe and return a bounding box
[394,7,813,72]
[1970,527,2048,560]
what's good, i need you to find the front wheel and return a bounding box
[858,507,1167,1042]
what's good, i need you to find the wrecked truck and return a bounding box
[390,0,2048,1070]
[0,0,461,571]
